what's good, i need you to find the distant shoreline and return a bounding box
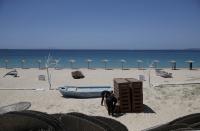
[0,49,199,68]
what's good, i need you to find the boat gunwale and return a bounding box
[58,86,112,93]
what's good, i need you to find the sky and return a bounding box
[0,0,200,49]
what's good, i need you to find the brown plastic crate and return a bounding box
[132,104,143,113]
[113,78,131,113]
[126,78,143,89]
[132,102,143,106]
[132,106,143,110]
[125,78,143,113]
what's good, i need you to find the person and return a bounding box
[101,90,113,106]
[106,93,117,116]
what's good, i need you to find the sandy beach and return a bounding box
[0,68,200,131]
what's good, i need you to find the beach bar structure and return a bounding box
[169,60,176,70]
[185,60,195,70]
[113,78,143,113]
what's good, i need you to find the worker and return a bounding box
[106,93,117,116]
[101,90,113,106]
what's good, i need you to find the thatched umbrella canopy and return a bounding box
[55,59,59,64]
[120,59,126,70]
[69,59,76,69]
[148,64,155,88]
[102,59,109,69]
[37,60,42,69]
[54,59,60,69]
[185,60,195,70]
[21,59,26,69]
[153,60,159,68]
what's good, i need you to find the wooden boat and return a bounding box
[59,86,112,98]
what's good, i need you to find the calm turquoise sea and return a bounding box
[0,49,199,68]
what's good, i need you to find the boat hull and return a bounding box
[59,86,112,98]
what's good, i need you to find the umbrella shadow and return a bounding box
[138,68,146,70]
[105,68,113,70]
[190,68,198,70]
[122,68,130,70]
[172,68,180,70]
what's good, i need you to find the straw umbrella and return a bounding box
[4,59,9,69]
[102,59,109,70]
[21,59,26,69]
[148,64,154,88]
[169,60,176,70]
[54,59,60,69]
[153,60,159,68]
[69,59,76,69]
[55,59,59,64]
[120,59,126,70]
[185,60,195,70]
[137,60,143,70]
[86,59,92,69]
[37,60,42,69]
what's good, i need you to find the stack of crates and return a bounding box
[113,78,143,113]
[114,78,131,113]
[126,78,143,113]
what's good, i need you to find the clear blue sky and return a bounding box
[0,0,200,49]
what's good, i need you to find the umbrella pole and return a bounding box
[174,63,176,70]
[190,63,192,70]
[70,62,73,69]
[149,69,151,87]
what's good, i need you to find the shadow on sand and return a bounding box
[143,104,156,113]
[112,104,155,118]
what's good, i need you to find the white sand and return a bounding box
[0,68,200,131]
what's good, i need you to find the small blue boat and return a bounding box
[59,86,112,98]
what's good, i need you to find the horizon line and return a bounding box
[0,48,200,50]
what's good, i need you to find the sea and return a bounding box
[0,49,199,69]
